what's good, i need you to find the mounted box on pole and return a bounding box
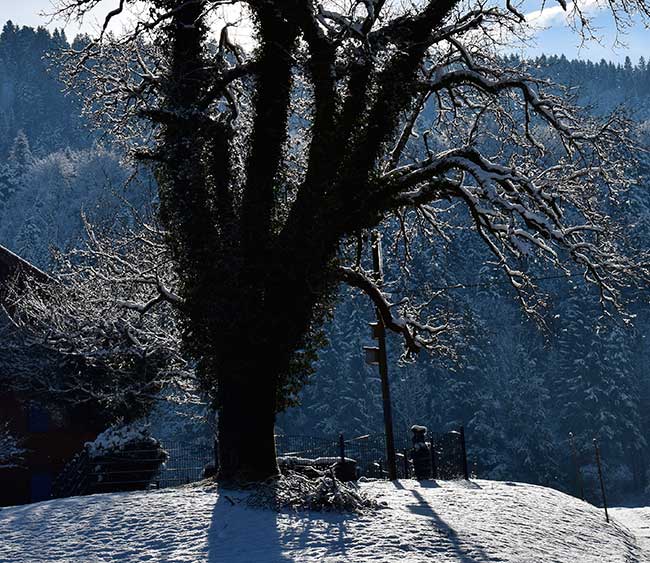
[363,346,380,365]
[369,321,382,339]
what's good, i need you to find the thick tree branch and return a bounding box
[335,266,449,354]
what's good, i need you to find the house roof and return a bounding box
[0,246,49,313]
[0,245,48,286]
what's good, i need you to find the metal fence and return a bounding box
[275,429,468,480]
[430,429,469,480]
[52,440,214,498]
[52,429,468,499]
[155,440,215,488]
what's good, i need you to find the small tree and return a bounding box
[43,0,650,483]
[8,130,33,177]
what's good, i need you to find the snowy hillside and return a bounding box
[612,504,650,556]
[0,479,645,563]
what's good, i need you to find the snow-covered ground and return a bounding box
[612,504,650,558]
[0,479,645,563]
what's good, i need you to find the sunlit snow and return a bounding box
[0,479,646,562]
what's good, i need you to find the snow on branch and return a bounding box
[44,0,650,408]
[335,266,451,355]
[1,211,194,418]
[367,44,647,317]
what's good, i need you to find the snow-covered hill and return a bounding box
[612,504,650,556]
[0,479,645,563]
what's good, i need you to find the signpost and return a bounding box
[365,231,398,481]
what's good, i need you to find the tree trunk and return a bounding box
[213,255,332,484]
[216,367,280,484]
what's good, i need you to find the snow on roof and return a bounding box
[0,244,48,287]
[0,245,50,321]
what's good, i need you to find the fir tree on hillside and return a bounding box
[0,22,85,159]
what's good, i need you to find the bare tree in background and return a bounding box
[38,0,650,483]
[4,213,191,420]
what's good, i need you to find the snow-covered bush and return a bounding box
[85,421,158,459]
[84,421,168,494]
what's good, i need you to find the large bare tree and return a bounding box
[44,0,649,483]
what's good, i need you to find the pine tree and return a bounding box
[8,130,33,176]
[553,293,644,496]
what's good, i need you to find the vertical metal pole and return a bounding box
[593,439,609,523]
[372,231,398,481]
[213,409,219,474]
[430,438,438,479]
[569,432,584,500]
[460,426,469,480]
[339,433,346,462]
[403,448,410,478]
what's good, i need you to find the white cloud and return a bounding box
[525,0,603,29]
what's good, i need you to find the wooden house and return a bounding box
[0,245,103,506]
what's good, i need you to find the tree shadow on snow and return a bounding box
[415,480,441,488]
[405,488,497,563]
[206,489,356,563]
[206,492,291,563]
[286,516,352,560]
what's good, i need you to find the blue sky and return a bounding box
[3,0,648,63]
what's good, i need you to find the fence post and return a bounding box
[460,426,469,480]
[593,439,609,523]
[430,438,438,479]
[403,448,410,478]
[569,432,584,500]
[339,433,346,462]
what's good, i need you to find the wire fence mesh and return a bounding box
[53,429,468,499]
[53,440,214,498]
[155,440,215,488]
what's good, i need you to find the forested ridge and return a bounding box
[1,21,650,496]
